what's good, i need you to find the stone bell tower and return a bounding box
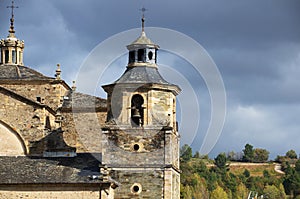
[0,1,24,66]
[101,14,181,199]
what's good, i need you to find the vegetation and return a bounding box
[180,144,300,198]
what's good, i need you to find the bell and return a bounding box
[132,108,141,118]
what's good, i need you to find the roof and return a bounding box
[0,64,53,80]
[0,153,104,184]
[127,31,159,50]
[61,91,107,111]
[115,66,172,85]
[102,66,181,95]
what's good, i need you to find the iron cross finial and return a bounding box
[140,7,148,32]
[7,0,19,34]
[7,0,18,17]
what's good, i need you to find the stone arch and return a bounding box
[131,94,144,127]
[0,120,27,155]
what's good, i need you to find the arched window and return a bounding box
[0,47,2,64]
[5,50,9,63]
[137,49,145,62]
[129,51,135,63]
[0,121,26,155]
[131,94,144,126]
[12,50,16,64]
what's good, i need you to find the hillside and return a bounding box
[180,145,300,199]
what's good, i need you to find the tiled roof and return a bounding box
[0,153,103,184]
[61,91,107,111]
[0,64,53,80]
[115,66,172,85]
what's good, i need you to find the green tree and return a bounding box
[283,164,300,196]
[286,149,298,159]
[263,169,270,178]
[235,183,249,199]
[296,159,300,173]
[193,151,200,158]
[263,185,286,199]
[181,185,192,199]
[243,169,250,178]
[253,148,269,163]
[243,143,254,162]
[227,151,236,161]
[214,153,228,170]
[210,185,229,199]
[180,144,192,161]
[278,184,287,199]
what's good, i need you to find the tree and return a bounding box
[263,170,270,178]
[286,149,298,159]
[283,164,300,196]
[193,151,200,158]
[214,153,228,170]
[253,148,269,163]
[243,169,250,178]
[243,144,254,162]
[263,185,286,199]
[180,144,192,161]
[296,159,300,173]
[235,183,249,199]
[210,185,229,199]
[227,151,236,161]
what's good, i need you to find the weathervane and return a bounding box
[140,7,147,32]
[7,0,18,34]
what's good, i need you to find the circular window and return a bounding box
[148,51,153,60]
[133,144,140,151]
[131,183,142,194]
[131,143,143,152]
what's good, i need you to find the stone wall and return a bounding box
[0,91,56,155]
[61,111,106,153]
[0,184,114,199]
[102,127,181,198]
[112,169,164,199]
[107,89,176,129]
[102,128,165,166]
[2,81,69,110]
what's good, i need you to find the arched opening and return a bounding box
[131,94,144,127]
[12,50,16,64]
[137,49,145,62]
[5,50,9,63]
[0,121,27,155]
[129,51,135,63]
[148,51,153,60]
[0,47,2,64]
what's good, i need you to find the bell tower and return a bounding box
[0,0,25,66]
[101,11,181,199]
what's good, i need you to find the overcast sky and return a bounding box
[0,0,300,159]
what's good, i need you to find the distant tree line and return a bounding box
[180,143,300,198]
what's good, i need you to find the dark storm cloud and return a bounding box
[0,0,299,158]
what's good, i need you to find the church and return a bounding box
[0,3,181,199]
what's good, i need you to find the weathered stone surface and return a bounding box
[0,17,182,198]
[0,184,114,199]
[112,169,164,199]
[0,154,102,184]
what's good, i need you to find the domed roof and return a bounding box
[0,64,53,80]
